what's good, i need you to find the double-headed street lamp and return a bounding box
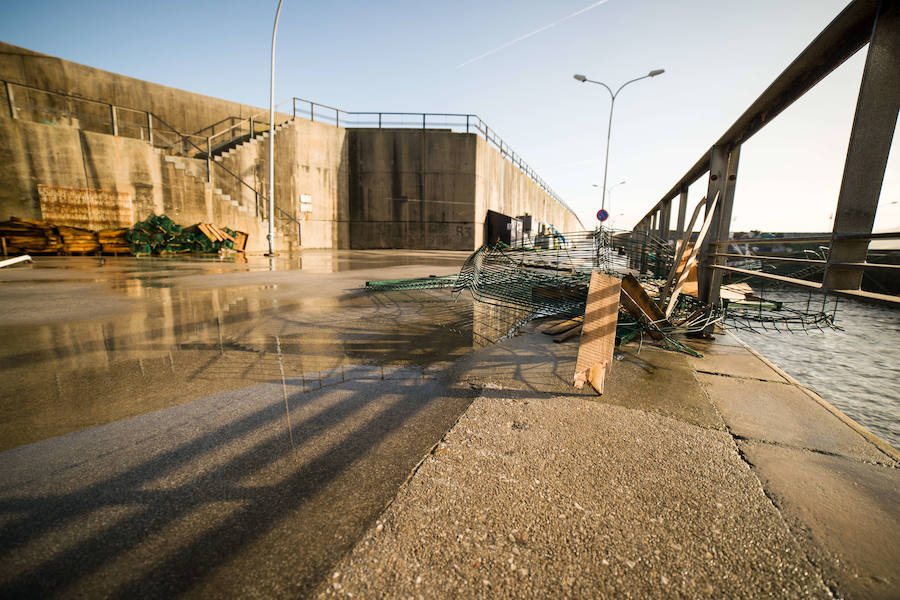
[574,69,664,217]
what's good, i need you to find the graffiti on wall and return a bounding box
[38,185,134,229]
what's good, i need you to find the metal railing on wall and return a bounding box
[631,0,900,309]
[286,97,577,218]
[1,78,304,235]
[1,79,574,236]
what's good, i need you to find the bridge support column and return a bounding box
[823,2,900,291]
[659,199,671,242]
[698,145,740,309]
[676,187,688,242]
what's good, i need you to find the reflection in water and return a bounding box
[0,252,509,598]
[0,254,525,452]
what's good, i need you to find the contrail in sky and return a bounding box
[456,0,611,69]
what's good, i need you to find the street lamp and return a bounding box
[267,0,285,257]
[574,69,664,217]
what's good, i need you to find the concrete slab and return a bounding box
[740,441,900,600]
[698,373,890,464]
[454,331,723,430]
[451,330,593,398]
[684,338,789,383]
[316,396,831,599]
[604,346,724,430]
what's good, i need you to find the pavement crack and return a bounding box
[694,369,790,385]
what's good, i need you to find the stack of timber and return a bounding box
[98,228,130,254]
[126,214,184,256]
[126,214,248,256]
[0,217,63,254]
[57,225,101,254]
[0,214,248,257]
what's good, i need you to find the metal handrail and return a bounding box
[628,0,898,307]
[2,78,578,236]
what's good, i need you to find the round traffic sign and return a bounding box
[596,209,609,222]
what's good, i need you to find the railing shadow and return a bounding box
[0,370,478,598]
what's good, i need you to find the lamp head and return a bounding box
[648,69,665,77]
[573,74,587,82]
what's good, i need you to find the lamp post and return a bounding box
[266,0,284,257]
[574,69,664,217]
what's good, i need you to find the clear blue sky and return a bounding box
[2,0,897,232]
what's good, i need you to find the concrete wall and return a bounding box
[0,42,582,252]
[216,118,350,250]
[0,41,270,135]
[474,137,583,246]
[347,129,478,250]
[0,115,270,251]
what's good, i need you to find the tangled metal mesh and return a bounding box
[364,230,841,351]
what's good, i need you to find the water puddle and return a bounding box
[0,253,514,451]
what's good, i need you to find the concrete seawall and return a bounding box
[0,41,580,252]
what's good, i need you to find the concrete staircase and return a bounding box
[211,118,295,163]
[152,115,303,252]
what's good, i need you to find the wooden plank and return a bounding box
[665,190,721,317]
[541,316,583,335]
[573,272,621,395]
[660,195,708,305]
[553,325,582,343]
[216,227,235,243]
[619,273,669,340]
[232,231,248,252]
[197,223,217,242]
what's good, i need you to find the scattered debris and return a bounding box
[0,255,32,268]
[0,217,63,254]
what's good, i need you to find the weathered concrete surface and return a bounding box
[697,373,887,462]
[0,41,273,137]
[0,373,477,599]
[346,129,582,250]
[1,41,582,253]
[318,328,898,600]
[315,393,830,599]
[474,136,584,243]
[0,253,479,598]
[347,129,477,250]
[741,442,900,600]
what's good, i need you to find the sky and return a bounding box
[1,0,897,232]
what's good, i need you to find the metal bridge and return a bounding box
[633,0,899,309]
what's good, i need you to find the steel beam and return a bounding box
[697,145,741,311]
[675,188,688,241]
[635,0,883,228]
[823,0,900,290]
[659,199,671,242]
[697,147,727,304]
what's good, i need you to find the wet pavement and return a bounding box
[0,252,490,598]
[2,253,898,599]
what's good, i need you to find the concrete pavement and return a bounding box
[316,326,898,600]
